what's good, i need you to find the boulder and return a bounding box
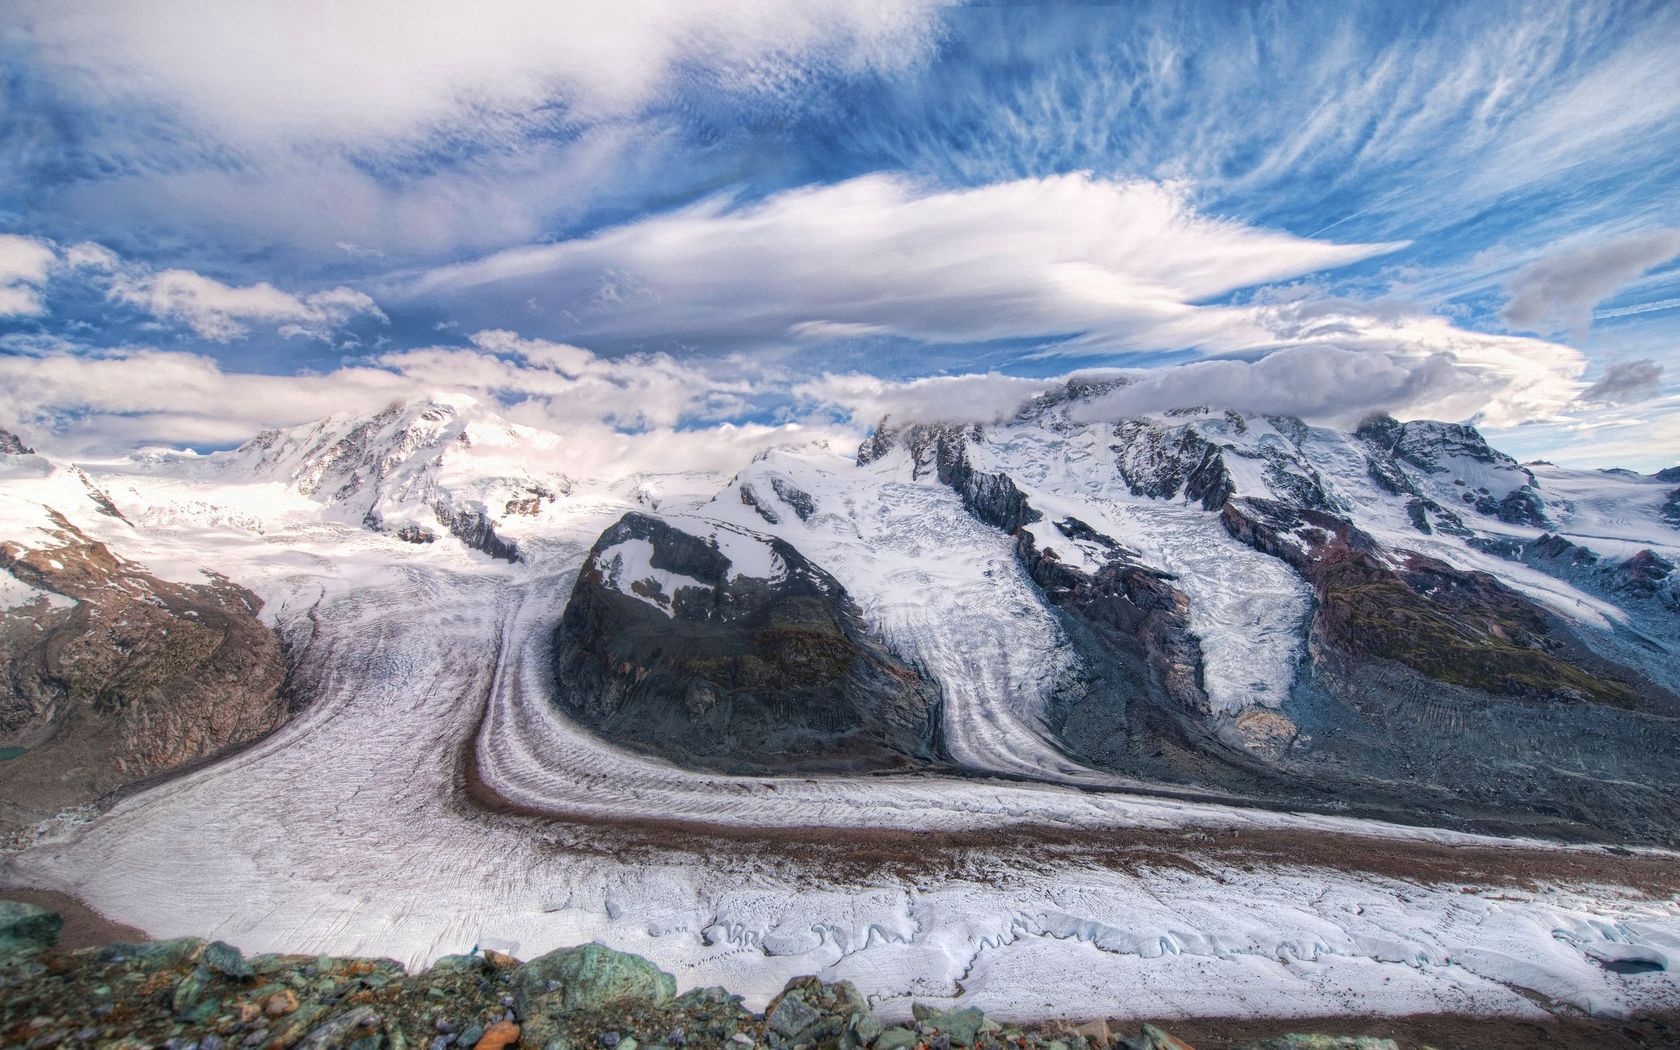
[0,900,62,957]
[511,943,677,1018]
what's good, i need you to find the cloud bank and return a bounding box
[1502,229,1680,335]
[410,173,1405,352]
[11,1,949,146]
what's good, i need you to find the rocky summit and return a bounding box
[552,511,945,774]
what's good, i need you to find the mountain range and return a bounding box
[4,383,1677,845]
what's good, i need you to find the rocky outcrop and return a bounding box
[430,502,519,563]
[0,516,289,834]
[552,513,944,774]
[1016,524,1206,716]
[0,429,36,456]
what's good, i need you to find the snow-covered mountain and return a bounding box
[211,394,580,561]
[569,383,1680,842]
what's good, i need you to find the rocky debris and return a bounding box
[1522,534,1680,613]
[553,513,945,774]
[0,515,289,836]
[1662,486,1680,530]
[0,909,1655,1049]
[1229,1038,1397,1050]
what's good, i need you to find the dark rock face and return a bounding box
[0,429,35,456]
[430,502,519,563]
[0,516,289,834]
[1016,526,1205,717]
[769,478,817,521]
[552,513,943,774]
[1662,487,1680,529]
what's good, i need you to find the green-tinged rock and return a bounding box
[674,985,739,1008]
[911,1004,987,1046]
[268,1004,328,1047]
[461,1023,486,1047]
[619,1038,639,1050]
[296,1006,385,1050]
[780,976,868,1016]
[1238,1038,1401,1050]
[768,994,823,1038]
[875,1027,920,1050]
[511,943,677,1017]
[1137,1024,1195,1050]
[99,937,205,968]
[185,996,222,1024]
[0,900,62,958]
[429,953,488,974]
[849,1012,884,1049]
[172,966,212,1015]
[204,939,253,980]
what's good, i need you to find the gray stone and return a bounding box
[767,995,823,1038]
[204,940,254,981]
[427,954,485,975]
[296,1007,384,1050]
[910,1005,986,1046]
[848,1013,884,1049]
[512,943,677,1017]
[874,1028,919,1050]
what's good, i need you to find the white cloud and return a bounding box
[1228,299,1586,427]
[108,267,386,342]
[61,241,119,272]
[1501,229,1680,335]
[410,172,1596,428]
[0,331,818,477]
[0,234,57,316]
[1066,346,1496,429]
[12,1,949,146]
[1579,359,1665,406]
[797,372,1066,427]
[381,329,753,431]
[409,173,1406,352]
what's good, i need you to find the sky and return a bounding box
[2,0,1678,472]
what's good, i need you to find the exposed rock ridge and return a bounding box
[1218,497,1657,708]
[0,429,36,456]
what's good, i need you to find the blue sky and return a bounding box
[2,0,1678,470]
